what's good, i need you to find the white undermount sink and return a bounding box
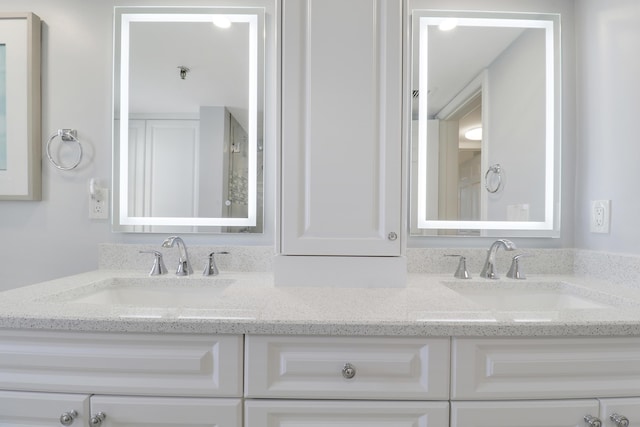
[443,281,620,311]
[53,277,234,308]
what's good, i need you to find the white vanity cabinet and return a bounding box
[0,330,243,427]
[280,0,403,257]
[244,335,450,426]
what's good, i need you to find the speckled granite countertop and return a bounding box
[2,270,640,337]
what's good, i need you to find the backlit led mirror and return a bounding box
[113,7,264,233]
[411,11,561,237]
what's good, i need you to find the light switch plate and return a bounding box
[590,200,610,233]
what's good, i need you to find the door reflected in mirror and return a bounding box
[113,7,264,233]
[411,11,561,237]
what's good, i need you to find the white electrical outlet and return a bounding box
[89,179,109,219]
[590,200,610,233]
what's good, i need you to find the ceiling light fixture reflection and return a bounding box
[212,15,232,28]
[438,18,458,31]
[465,127,483,141]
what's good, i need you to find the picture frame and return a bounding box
[0,12,41,201]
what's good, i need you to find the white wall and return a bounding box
[575,0,640,254]
[0,0,276,291]
[486,29,546,222]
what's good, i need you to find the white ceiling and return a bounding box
[417,25,526,118]
[128,20,251,130]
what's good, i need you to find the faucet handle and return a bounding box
[139,250,167,276]
[203,252,229,276]
[506,253,533,280]
[445,254,471,279]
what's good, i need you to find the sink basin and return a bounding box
[53,277,234,308]
[443,281,619,311]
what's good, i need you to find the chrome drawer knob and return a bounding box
[387,232,398,241]
[611,413,630,427]
[59,410,78,426]
[584,415,602,427]
[90,412,106,426]
[342,362,356,379]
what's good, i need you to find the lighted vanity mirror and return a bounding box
[113,7,264,233]
[410,11,561,237]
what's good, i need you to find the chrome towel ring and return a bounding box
[485,163,503,193]
[46,129,83,171]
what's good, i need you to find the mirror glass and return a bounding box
[113,7,264,233]
[411,11,560,237]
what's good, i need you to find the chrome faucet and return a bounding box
[480,239,517,279]
[161,236,193,276]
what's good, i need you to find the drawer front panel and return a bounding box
[453,337,640,399]
[245,335,450,399]
[0,330,243,397]
[0,390,90,426]
[245,400,449,427]
[91,395,242,427]
[451,400,599,427]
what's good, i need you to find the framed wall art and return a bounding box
[0,12,41,201]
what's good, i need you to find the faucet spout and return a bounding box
[162,236,193,275]
[480,239,516,279]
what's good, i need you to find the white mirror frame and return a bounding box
[414,11,561,236]
[113,7,262,228]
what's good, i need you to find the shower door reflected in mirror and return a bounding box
[113,7,264,233]
[411,11,561,237]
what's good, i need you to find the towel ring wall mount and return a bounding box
[485,163,504,193]
[46,129,83,171]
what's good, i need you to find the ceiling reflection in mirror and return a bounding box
[411,11,560,237]
[113,7,264,233]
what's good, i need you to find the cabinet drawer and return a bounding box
[245,399,449,427]
[451,400,599,427]
[452,337,640,399]
[245,335,449,399]
[0,330,243,397]
[0,390,90,426]
[91,395,241,427]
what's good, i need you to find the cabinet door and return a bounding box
[245,400,449,427]
[599,397,640,427]
[0,390,89,426]
[451,400,600,427]
[281,0,403,256]
[90,395,241,427]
